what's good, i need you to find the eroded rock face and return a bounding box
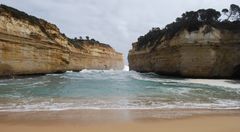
[0,5,124,77]
[128,26,240,78]
[68,41,124,71]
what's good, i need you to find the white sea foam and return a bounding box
[186,79,240,89]
[80,69,90,73]
[0,97,239,112]
[123,65,129,71]
[131,73,240,89]
[26,81,50,87]
[0,100,239,112]
[0,70,239,112]
[0,83,7,86]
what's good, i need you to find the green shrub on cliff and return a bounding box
[68,37,111,49]
[136,4,240,50]
[0,4,114,51]
[222,4,240,21]
[137,27,164,48]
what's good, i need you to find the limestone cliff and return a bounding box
[128,25,240,78]
[0,5,124,77]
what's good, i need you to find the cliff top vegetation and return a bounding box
[0,4,111,49]
[136,4,240,50]
[68,36,112,49]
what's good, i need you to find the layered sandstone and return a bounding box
[128,26,240,78]
[0,5,124,77]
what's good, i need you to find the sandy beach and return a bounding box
[0,115,240,132]
[0,109,240,132]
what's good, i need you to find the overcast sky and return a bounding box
[1,0,239,63]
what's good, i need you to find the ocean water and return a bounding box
[0,66,240,112]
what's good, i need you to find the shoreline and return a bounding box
[0,109,239,124]
[0,109,240,132]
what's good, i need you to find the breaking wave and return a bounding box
[0,70,239,112]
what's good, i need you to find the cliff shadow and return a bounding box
[232,65,240,79]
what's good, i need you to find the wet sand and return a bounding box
[0,109,240,132]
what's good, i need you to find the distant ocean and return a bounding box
[0,66,240,112]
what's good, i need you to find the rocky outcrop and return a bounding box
[67,40,124,71]
[128,25,240,78]
[0,5,124,77]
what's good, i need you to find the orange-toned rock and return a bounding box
[0,5,124,77]
[128,25,240,78]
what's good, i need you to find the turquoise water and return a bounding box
[0,69,240,112]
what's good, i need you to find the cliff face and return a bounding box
[68,41,124,71]
[128,26,240,78]
[0,5,124,77]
